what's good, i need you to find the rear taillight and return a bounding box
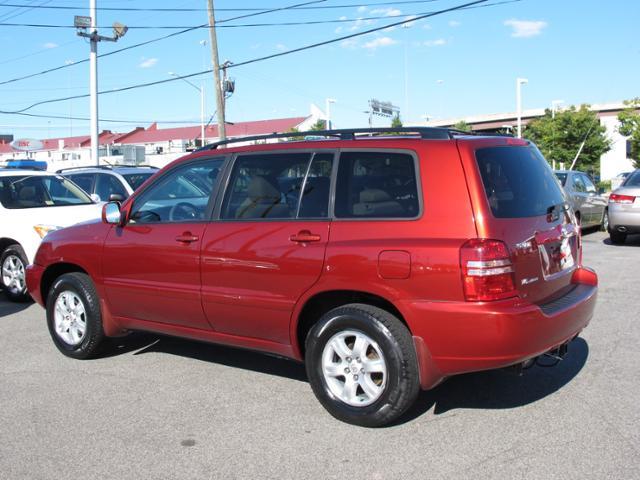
[609,193,636,204]
[460,239,517,301]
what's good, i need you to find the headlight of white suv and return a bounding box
[33,225,62,239]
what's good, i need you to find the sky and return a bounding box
[0,0,637,140]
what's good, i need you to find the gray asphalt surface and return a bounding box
[1,230,638,480]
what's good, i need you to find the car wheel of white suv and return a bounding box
[1,245,31,302]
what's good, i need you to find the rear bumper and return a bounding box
[25,263,45,307]
[609,205,640,233]
[403,268,597,389]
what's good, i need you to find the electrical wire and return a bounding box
[0,0,490,117]
[0,0,327,87]
[0,1,446,12]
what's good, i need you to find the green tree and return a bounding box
[309,119,327,131]
[391,113,403,128]
[452,120,472,132]
[524,104,611,177]
[617,98,640,168]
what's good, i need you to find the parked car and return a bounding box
[57,165,158,202]
[554,170,608,230]
[608,169,640,244]
[0,169,103,301]
[611,171,632,191]
[26,128,598,427]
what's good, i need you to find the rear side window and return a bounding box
[96,174,128,201]
[334,151,419,219]
[66,173,95,194]
[476,146,565,218]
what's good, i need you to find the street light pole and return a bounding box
[89,0,98,164]
[169,73,205,148]
[325,98,336,130]
[516,77,528,138]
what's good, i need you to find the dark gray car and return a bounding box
[554,170,608,229]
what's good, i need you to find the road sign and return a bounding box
[74,16,91,29]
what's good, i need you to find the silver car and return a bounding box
[554,170,608,230]
[608,169,640,244]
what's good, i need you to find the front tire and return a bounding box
[1,244,30,302]
[305,304,419,427]
[46,272,105,359]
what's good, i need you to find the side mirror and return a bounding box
[109,193,125,202]
[102,202,122,225]
[90,193,101,203]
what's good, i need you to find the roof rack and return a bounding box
[197,127,463,151]
[56,164,159,173]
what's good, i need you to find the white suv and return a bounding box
[0,169,103,301]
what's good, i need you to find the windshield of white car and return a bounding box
[0,175,93,209]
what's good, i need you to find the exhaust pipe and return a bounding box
[617,226,628,233]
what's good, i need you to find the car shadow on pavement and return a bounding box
[394,337,589,426]
[0,296,32,318]
[125,334,308,382]
[602,234,640,246]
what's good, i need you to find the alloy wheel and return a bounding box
[1,254,25,295]
[53,291,87,346]
[321,329,387,407]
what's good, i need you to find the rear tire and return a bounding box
[305,303,420,427]
[46,272,105,359]
[609,230,627,245]
[1,244,31,302]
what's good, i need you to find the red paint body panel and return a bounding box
[25,135,598,392]
[200,221,330,344]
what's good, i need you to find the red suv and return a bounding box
[26,128,597,427]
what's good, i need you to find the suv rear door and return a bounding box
[461,140,579,304]
[200,151,334,344]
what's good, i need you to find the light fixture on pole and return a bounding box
[75,5,127,165]
[516,77,528,138]
[169,72,205,148]
[325,98,336,130]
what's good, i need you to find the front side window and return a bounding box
[334,151,419,219]
[96,174,128,200]
[0,175,93,209]
[581,174,597,193]
[572,175,586,193]
[130,158,223,224]
[221,153,312,220]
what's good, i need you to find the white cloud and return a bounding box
[340,38,359,49]
[138,57,158,68]
[350,17,375,32]
[362,36,398,50]
[357,6,367,13]
[423,38,447,47]
[449,20,461,27]
[504,19,548,38]
[275,43,287,51]
[370,7,402,17]
[43,42,58,49]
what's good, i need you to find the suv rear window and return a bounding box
[476,146,564,218]
[334,151,419,218]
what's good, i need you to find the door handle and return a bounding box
[175,233,199,243]
[290,230,321,243]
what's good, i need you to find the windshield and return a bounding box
[476,146,565,218]
[622,170,640,187]
[122,172,155,191]
[554,172,568,186]
[0,175,93,209]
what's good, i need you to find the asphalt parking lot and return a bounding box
[0,230,638,480]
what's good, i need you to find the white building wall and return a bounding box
[600,116,635,181]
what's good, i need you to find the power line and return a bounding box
[0,111,208,124]
[0,0,491,116]
[0,2,522,30]
[0,1,446,12]
[0,0,326,87]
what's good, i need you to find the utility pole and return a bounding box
[207,0,226,141]
[74,3,127,165]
